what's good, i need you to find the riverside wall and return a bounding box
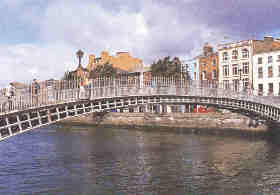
[59,111,272,135]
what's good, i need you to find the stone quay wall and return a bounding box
[59,111,271,135]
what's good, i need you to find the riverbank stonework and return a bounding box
[59,111,269,133]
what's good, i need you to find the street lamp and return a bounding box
[76,49,84,68]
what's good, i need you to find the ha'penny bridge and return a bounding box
[1,75,280,141]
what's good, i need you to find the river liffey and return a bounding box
[1,125,280,195]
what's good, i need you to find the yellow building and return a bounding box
[87,51,143,72]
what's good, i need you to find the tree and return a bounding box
[151,56,190,79]
[89,62,117,78]
[151,57,170,76]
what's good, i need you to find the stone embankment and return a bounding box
[59,111,270,135]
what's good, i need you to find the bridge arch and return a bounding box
[1,93,280,142]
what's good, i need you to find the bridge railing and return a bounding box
[90,77,280,108]
[0,80,81,114]
[1,76,280,115]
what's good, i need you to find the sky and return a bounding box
[0,0,280,87]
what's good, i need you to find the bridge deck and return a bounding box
[0,77,280,141]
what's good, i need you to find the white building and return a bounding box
[253,50,280,96]
[218,40,252,92]
[218,37,280,92]
[185,58,200,80]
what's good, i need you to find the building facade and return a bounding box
[218,37,280,92]
[87,51,143,73]
[218,40,252,91]
[253,50,280,96]
[185,58,199,80]
[198,43,219,81]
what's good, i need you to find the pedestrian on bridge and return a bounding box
[6,82,15,111]
[31,79,40,106]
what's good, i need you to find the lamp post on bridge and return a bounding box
[76,49,84,68]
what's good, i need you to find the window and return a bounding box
[232,50,238,59]
[213,59,216,66]
[258,84,263,96]
[202,71,206,80]
[268,66,273,78]
[223,65,229,77]
[212,70,217,80]
[232,64,238,75]
[243,78,249,89]
[223,52,228,61]
[277,55,280,62]
[242,49,249,58]
[242,62,249,74]
[194,72,197,80]
[223,80,230,89]
[268,56,273,64]
[258,57,262,64]
[258,67,263,78]
[268,83,274,95]
[278,66,280,77]
[233,79,239,91]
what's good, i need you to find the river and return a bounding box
[0,125,280,195]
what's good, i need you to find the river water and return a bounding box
[1,125,280,195]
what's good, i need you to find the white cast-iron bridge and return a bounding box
[1,75,280,141]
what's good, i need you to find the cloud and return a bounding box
[0,42,79,86]
[40,1,149,57]
[39,0,225,62]
[1,0,280,87]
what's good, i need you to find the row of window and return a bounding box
[223,62,249,77]
[258,83,280,95]
[194,70,217,80]
[223,78,249,90]
[257,55,280,64]
[222,80,280,95]
[222,49,249,61]
[200,59,217,68]
[257,66,280,78]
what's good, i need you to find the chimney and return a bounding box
[203,43,213,56]
[264,36,274,42]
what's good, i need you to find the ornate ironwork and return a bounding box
[0,75,280,141]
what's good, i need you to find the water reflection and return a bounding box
[0,125,280,194]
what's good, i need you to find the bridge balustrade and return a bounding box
[1,76,280,115]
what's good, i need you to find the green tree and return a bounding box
[89,62,117,78]
[151,56,190,79]
[151,56,170,76]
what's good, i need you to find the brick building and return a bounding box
[197,43,219,81]
[87,51,143,73]
[253,38,280,96]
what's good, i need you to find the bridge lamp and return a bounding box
[76,49,84,67]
